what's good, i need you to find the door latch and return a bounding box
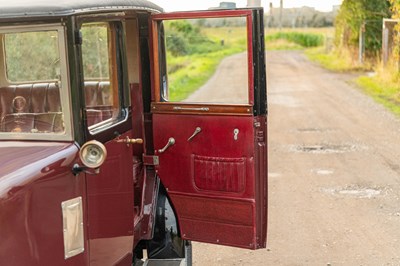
[143,155,159,166]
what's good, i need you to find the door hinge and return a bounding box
[143,155,159,166]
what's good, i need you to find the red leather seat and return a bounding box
[46,83,61,112]
[1,113,35,132]
[0,81,112,132]
[0,83,63,133]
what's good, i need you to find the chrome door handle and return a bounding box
[158,137,175,153]
[188,127,202,141]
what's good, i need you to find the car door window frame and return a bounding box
[150,10,255,116]
[77,16,131,142]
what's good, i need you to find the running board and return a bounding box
[143,259,186,266]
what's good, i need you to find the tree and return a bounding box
[389,0,400,63]
[390,0,400,19]
[335,0,391,57]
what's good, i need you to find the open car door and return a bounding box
[150,8,267,249]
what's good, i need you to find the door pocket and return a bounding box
[192,154,246,193]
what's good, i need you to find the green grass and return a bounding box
[266,32,324,48]
[265,28,331,51]
[306,47,356,72]
[356,71,400,116]
[305,46,373,72]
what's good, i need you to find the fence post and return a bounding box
[382,26,389,66]
[359,22,366,64]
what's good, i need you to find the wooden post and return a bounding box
[279,0,283,31]
[382,27,389,66]
[359,22,365,65]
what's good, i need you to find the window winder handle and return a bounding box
[158,137,175,153]
[187,127,202,142]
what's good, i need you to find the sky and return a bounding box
[150,0,342,12]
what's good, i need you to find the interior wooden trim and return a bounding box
[151,102,253,116]
[109,24,120,111]
[151,19,160,102]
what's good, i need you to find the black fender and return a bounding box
[133,179,192,265]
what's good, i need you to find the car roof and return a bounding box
[0,0,163,19]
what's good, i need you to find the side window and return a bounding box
[0,28,68,136]
[159,17,249,104]
[5,31,60,82]
[81,22,123,132]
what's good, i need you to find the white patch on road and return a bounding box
[338,189,380,198]
[268,172,281,178]
[289,143,366,154]
[312,169,334,175]
[321,186,382,199]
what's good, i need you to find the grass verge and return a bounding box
[355,69,400,116]
[305,47,370,72]
[266,31,325,51]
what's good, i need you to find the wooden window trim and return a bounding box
[151,102,253,116]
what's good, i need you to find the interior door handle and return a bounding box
[158,137,175,153]
[173,107,209,112]
[188,127,201,141]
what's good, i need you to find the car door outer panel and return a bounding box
[85,131,134,265]
[0,142,88,265]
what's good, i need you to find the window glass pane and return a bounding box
[5,31,60,82]
[0,30,66,136]
[82,25,110,80]
[161,17,248,104]
[81,23,121,131]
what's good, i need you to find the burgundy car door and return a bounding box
[80,21,135,265]
[150,9,267,249]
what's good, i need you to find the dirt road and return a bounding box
[192,51,400,265]
[184,52,248,103]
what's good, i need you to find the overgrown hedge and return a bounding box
[266,32,324,47]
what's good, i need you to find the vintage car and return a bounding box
[0,0,267,265]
